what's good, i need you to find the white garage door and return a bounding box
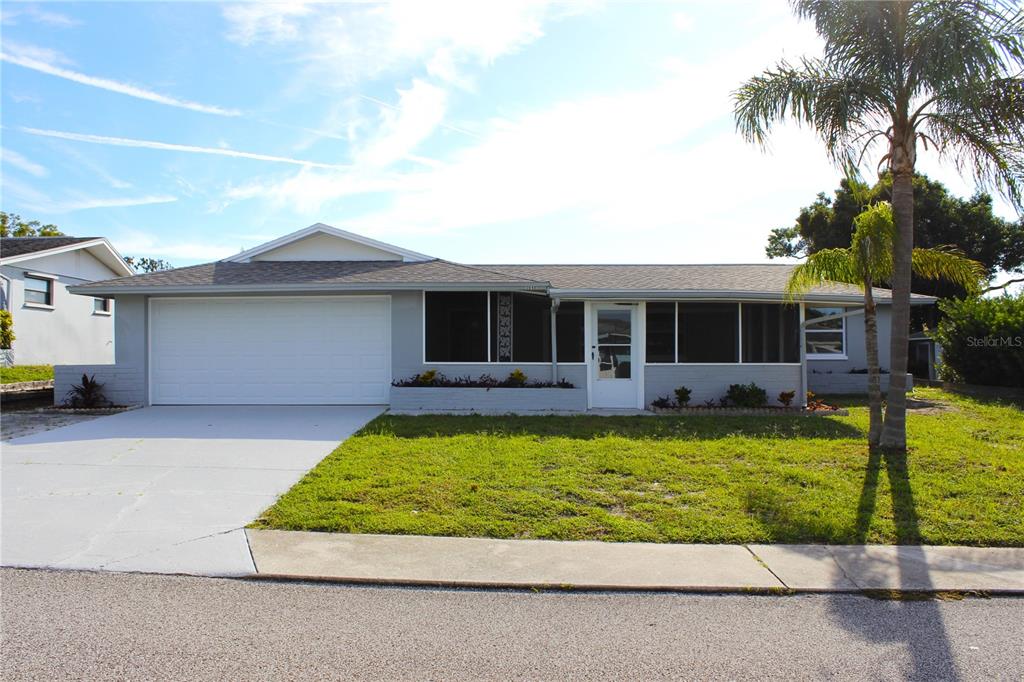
[150,296,390,405]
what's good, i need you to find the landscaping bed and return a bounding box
[253,388,1024,546]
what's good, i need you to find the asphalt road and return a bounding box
[2,569,1022,681]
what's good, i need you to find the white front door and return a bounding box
[589,303,639,408]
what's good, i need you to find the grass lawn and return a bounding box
[0,365,54,384]
[252,388,1024,546]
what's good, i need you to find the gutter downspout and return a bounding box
[550,298,560,383]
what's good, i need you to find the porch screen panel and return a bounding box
[425,292,488,362]
[677,303,738,363]
[741,304,799,363]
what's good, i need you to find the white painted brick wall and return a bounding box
[54,364,146,406]
[390,387,588,413]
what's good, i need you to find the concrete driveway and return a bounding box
[1,405,383,576]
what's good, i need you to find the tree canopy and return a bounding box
[0,212,64,238]
[766,174,1024,295]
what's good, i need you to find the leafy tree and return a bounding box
[767,174,1024,296]
[123,256,173,273]
[931,293,1024,387]
[787,200,983,448]
[735,0,1024,451]
[1,212,63,237]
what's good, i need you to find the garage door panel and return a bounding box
[150,297,390,405]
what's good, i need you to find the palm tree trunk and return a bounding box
[881,169,914,451]
[863,276,882,449]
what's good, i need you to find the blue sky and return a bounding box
[2,1,1018,269]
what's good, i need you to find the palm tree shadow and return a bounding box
[831,449,960,680]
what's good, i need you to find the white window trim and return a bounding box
[24,271,56,308]
[805,306,848,360]
[93,297,112,316]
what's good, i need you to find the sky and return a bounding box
[1,1,1019,271]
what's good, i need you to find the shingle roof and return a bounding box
[1,236,99,258]
[476,263,923,301]
[69,257,933,302]
[71,259,546,292]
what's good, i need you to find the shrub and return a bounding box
[805,391,835,412]
[673,386,692,406]
[64,374,110,408]
[0,310,13,349]
[651,395,675,409]
[931,293,1024,388]
[725,382,768,408]
[505,368,528,387]
[778,390,796,407]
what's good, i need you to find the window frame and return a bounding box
[421,291,586,365]
[93,297,112,315]
[804,306,848,360]
[643,301,802,366]
[23,272,55,308]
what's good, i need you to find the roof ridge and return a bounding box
[437,259,550,284]
[473,263,797,267]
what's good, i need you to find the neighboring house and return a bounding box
[1,237,134,366]
[60,223,933,409]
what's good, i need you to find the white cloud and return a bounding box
[2,176,178,214]
[21,127,351,169]
[1,5,80,28]
[671,12,694,32]
[222,0,581,87]
[358,80,449,167]
[111,230,238,262]
[1,147,47,177]
[0,46,240,116]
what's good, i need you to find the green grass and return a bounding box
[252,388,1024,546]
[0,365,53,384]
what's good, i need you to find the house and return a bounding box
[1,236,134,366]
[59,223,933,410]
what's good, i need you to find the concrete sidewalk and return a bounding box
[245,529,1024,593]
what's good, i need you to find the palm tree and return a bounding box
[787,200,984,448]
[735,1,1024,451]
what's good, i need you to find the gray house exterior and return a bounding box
[61,224,931,411]
[1,237,133,366]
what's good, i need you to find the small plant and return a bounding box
[778,390,796,407]
[0,310,13,349]
[805,391,836,412]
[673,386,692,407]
[703,399,717,408]
[64,374,110,408]
[408,369,440,386]
[726,382,768,408]
[505,368,528,387]
[719,397,730,408]
[651,395,676,409]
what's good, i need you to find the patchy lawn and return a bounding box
[252,389,1024,546]
[0,365,53,384]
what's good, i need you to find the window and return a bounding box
[425,292,488,362]
[93,297,111,314]
[645,302,675,363]
[490,292,551,362]
[24,275,53,306]
[805,306,846,357]
[742,304,799,363]
[679,303,738,363]
[555,302,584,363]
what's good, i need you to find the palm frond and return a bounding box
[911,245,987,294]
[733,58,889,162]
[785,248,860,302]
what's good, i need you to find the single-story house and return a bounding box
[60,223,932,410]
[1,236,134,366]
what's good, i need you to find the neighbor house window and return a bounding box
[93,297,111,314]
[679,303,738,363]
[24,275,53,306]
[742,304,799,363]
[805,306,846,357]
[425,292,488,362]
